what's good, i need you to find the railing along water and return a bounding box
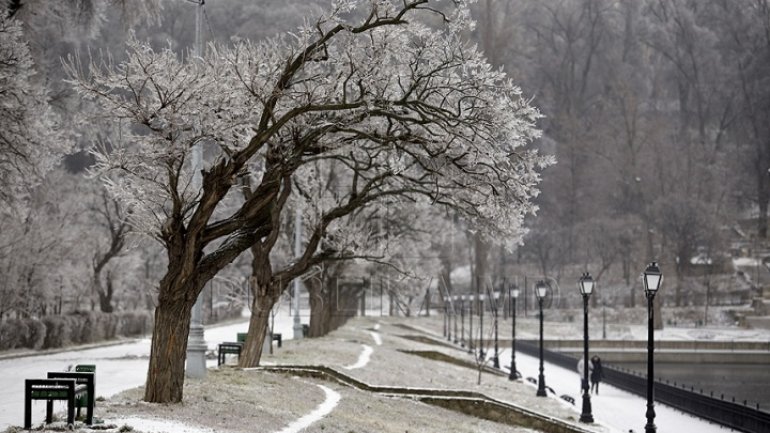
[516,340,770,433]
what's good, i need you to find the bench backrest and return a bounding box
[27,378,84,398]
[48,371,94,386]
[75,364,96,373]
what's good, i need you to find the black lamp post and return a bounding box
[579,272,595,423]
[468,294,474,354]
[508,286,520,380]
[443,296,448,339]
[452,295,460,344]
[643,262,662,433]
[492,292,500,368]
[460,295,466,348]
[479,293,485,359]
[535,280,548,397]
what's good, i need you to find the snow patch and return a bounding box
[343,344,373,370]
[274,384,341,433]
[369,331,382,346]
[734,257,760,267]
[109,416,223,433]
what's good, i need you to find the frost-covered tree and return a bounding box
[69,0,548,403]
[0,13,70,204]
[79,181,130,313]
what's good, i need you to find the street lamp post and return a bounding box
[468,294,474,354]
[579,272,595,423]
[509,286,520,380]
[643,262,663,433]
[492,291,500,368]
[292,208,303,340]
[443,297,448,339]
[185,0,207,379]
[479,293,485,359]
[460,295,466,347]
[535,280,548,397]
[453,296,459,344]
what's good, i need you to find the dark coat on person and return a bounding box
[590,356,603,383]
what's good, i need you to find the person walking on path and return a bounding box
[577,356,591,393]
[590,355,603,394]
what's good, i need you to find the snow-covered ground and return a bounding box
[274,384,341,433]
[1,307,751,432]
[0,305,307,431]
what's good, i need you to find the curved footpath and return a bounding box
[274,384,341,433]
[280,326,382,431]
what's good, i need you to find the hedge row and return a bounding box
[0,310,154,351]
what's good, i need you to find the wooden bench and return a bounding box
[236,332,282,348]
[24,373,94,429]
[217,342,243,366]
[73,365,96,418]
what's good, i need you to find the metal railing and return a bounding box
[517,340,770,433]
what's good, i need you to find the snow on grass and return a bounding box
[107,416,225,433]
[342,344,374,370]
[274,384,341,433]
[370,331,382,346]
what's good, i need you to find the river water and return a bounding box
[615,362,770,411]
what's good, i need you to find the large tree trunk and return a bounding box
[473,232,490,295]
[238,245,285,368]
[307,277,331,338]
[96,277,114,313]
[238,291,275,367]
[143,291,195,403]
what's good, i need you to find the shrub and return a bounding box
[0,319,23,350]
[1,309,154,352]
[26,318,46,349]
[41,315,68,349]
[117,310,153,336]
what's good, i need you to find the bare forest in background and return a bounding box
[1,0,768,344]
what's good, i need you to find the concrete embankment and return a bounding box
[490,339,770,363]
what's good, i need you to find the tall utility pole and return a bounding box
[293,207,304,339]
[186,0,207,379]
